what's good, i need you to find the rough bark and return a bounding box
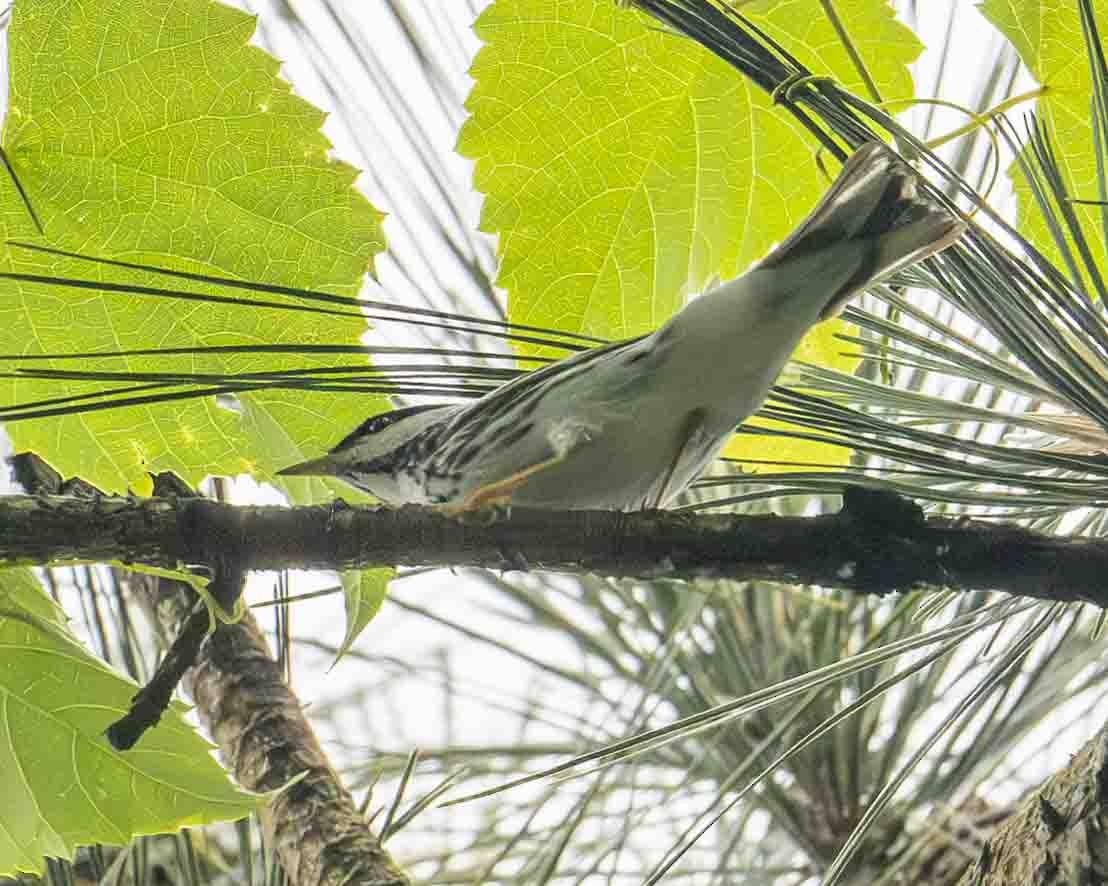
[129,572,412,886]
[3,486,1108,604]
[957,727,1108,885]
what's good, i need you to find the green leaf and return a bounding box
[0,0,389,493]
[339,568,391,661]
[979,0,1108,282]
[0,567,66,625]
[461,0,921,342]
[0,576,260,877]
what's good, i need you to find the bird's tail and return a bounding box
[761,143,966,318]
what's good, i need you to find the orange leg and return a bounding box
[441,452,568,515]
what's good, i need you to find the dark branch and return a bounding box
[2,485,1106,605]
[124,567,411,886]
[956,725,1108,885]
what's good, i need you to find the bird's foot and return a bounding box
[439,500,513,526]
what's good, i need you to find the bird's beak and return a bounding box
[276,455,340,477]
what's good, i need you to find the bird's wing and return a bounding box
[426,336,649,470]
[413,336,652,505]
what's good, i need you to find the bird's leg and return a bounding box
[650,407,709,509]
[438,468,545,567]
[441,417,594,516]
[443,452,568,515]
[440,501,511,527]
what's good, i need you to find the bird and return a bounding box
[278,143,966,512]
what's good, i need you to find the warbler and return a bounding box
[279,144,965,511]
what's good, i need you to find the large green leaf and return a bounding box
[0,0,389,493]
[461,0,921,342]
[980,0,1108,284]
[0,573,260,877]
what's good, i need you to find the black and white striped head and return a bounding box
[328,403,453,455]
[276,402,458,502]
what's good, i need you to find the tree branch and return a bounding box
[127,570,412,886]
[3,485,1107,604]
[956,722,1108,885]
